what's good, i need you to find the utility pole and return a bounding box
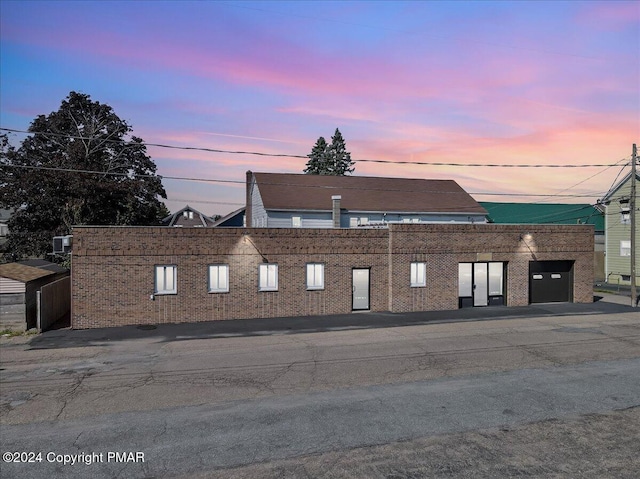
[631,143,637,307]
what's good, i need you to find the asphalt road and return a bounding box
[1,295,639,478]
[2,358,640,479]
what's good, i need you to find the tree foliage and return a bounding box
[304,128,354,175]
[0,91,169,261]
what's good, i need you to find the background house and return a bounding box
[162,205,217,227]
[481,202,605,281]
[212,207,245,227]
[246,171,488,228]
[600,172,639,286]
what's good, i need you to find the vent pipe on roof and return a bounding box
[332,195,341,228]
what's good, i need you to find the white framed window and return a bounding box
[458,263,472,296]
[208,264,229,293]
[621,207,631,225]
[349,217,358,228]
[155,265,177,295]
[306,263,324,290]
[620,240,631,257]
[259,264,278,291]
[410,262,426,287]
[488,262,504,295]
[359,217,369,225]
[292,216,302,228]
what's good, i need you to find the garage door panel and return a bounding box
[530,261,574,303]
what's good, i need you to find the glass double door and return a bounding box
[459,262,505,308]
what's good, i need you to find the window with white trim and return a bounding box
[621,207,631,225]
[306,263,324,290]
[259,264,278,291]
[155,265,177,294]
[292,216,302,227]
[621,240,631,257]
[208,264,229,293]
[410,262,426,287]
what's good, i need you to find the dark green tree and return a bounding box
[303,128,354,175]
[303,136,329,175]
[0,91,169,261]
[326,128,354,175]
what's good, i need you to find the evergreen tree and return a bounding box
[303,128,354,175]
[327,128,354,175]
[303,136,329,175]
[0,91,169,261]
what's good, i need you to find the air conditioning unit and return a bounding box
[53,235,73,254]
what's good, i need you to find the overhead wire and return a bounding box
[0,127,622,168]
[534,158,630,205]
[0,163,608,199]
[1,127,629,210]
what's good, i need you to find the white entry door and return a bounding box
[473,263,488,306]
[352,269,370,310]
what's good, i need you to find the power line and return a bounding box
[534,159,630,204]
[0,163,607,199]
[0,127,622,168]
[602,161,632,199]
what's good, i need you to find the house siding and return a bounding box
[250,178,268,227]
[0,277,25,294]
[604,178,640,285]
[264,211,487,229]
[267,211,333,229]
[71,224,593,329]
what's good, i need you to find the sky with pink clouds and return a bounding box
[1,0,638,216]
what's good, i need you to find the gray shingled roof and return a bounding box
[252,173,487,214]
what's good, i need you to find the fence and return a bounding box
[37,277,70,332]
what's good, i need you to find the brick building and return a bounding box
[71,223,593,329]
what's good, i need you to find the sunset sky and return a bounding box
[1,0,638,216]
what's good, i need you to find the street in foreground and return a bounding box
[1,295,639,478]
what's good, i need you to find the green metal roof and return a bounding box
[479,202,604,232]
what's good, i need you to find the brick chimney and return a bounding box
[245,170,253,227]
[332,195,341,228]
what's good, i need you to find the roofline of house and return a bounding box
[601,171,640,202]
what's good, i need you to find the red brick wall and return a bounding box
[388,224,594,311]
[71,227,389,328]
[71,224,593,329]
